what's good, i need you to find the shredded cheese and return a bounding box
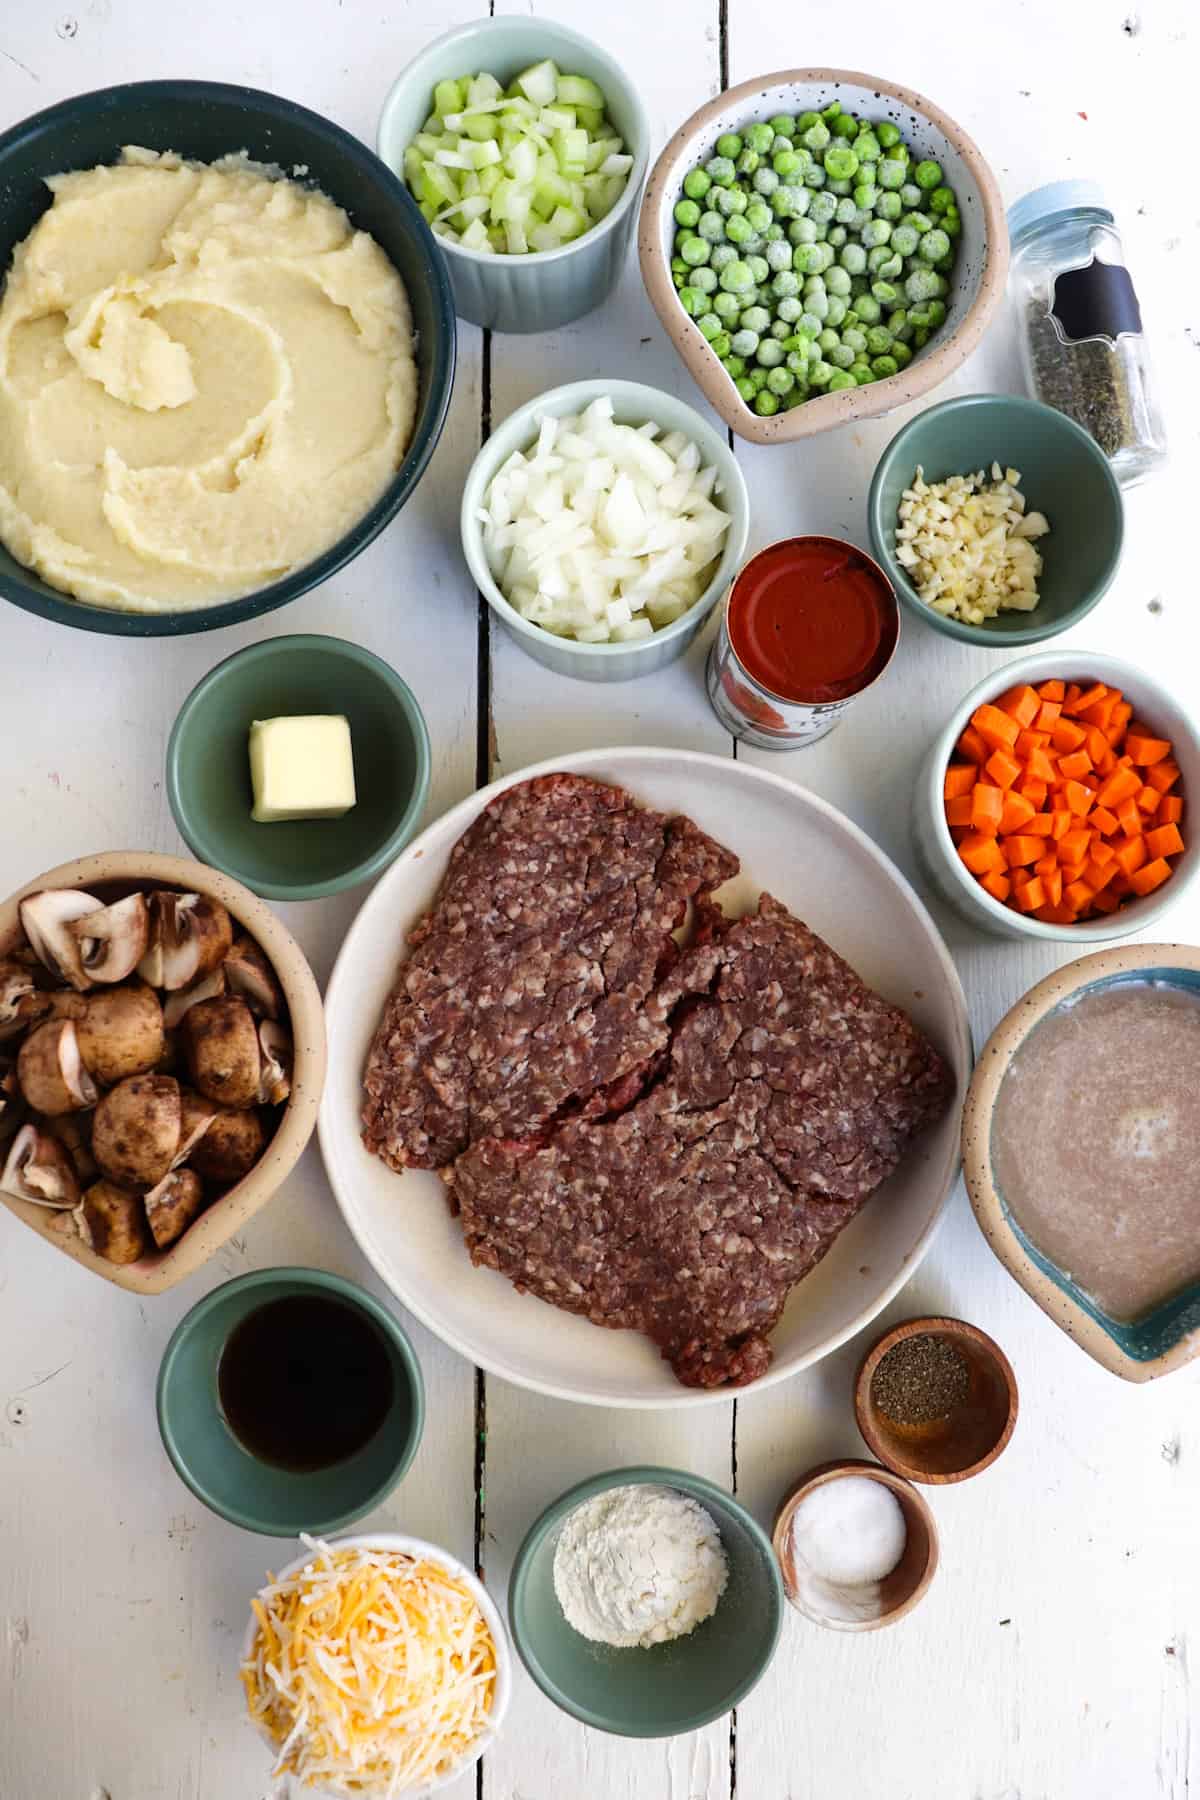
[242,1537,498,1796]
[894,462,1050,625]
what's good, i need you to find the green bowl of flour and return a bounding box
[508,1465,783,1737]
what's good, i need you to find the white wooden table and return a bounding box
[3,3,1199,1796]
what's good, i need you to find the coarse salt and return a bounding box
[785,1477,907,1623]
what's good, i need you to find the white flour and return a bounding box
[552,1484,729,1649]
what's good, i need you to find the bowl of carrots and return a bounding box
[914,651,1197,941]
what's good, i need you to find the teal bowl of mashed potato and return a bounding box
[0,80,456,635]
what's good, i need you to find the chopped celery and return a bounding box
[557,74,605,110]
[515,59,559,108]
[433,79,463,118]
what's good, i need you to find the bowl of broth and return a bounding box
[963,944,1200,1382]
[157,1266,425,1533]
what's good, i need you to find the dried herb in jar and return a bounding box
[872,1332,970,1426]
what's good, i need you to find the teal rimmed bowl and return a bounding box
[167,634,431,901]
[157,1267,425,1535]
[963,944,1200,1383]
[868,393,1124,648]
[509,1466,783,1737]
[0,80,455,637]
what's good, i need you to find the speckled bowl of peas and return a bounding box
[638,70,1008,445]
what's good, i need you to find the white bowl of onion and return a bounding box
[461,378,750,683]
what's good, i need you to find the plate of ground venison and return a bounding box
[319,748,971,1409]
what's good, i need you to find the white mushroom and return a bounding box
[145,1166,207,1249]
[0,957,49,1041]
[223,935,283,1019]
[257,1020,292,1107]
[173,1088,216,1168]
[17,1019,98,1115]
[92,1074,180,1188]
[77,983,165,1085]
[189,1107,264,1183]
[181,997,261,1109]
[139,893,233,992]
[68,893,149,985]
[79,1178,149,1264]
[162,967,226,1031]
[1,1123,81,1208]
[19,890,103,991]
[48,1112,98,1185]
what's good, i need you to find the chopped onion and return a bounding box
[480,396,731,644]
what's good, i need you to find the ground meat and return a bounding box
[361,774,738,1170]
[452,895,953,1388]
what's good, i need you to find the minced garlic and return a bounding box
[894,463,1050,625]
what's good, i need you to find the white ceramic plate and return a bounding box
[319,749,972,1408]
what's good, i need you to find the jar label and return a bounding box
[1049,256,1143,345]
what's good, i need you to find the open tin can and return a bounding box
[706,536,900,751]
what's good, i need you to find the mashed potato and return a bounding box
[0,148,418,612]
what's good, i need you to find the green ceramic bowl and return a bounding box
[167,634,431,901]
[509,1467,783,1737]
[868,393,1125,648]
[0,80,455,637]
[157,1267,425,1536]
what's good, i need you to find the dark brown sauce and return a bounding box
[218,1294,395,1472]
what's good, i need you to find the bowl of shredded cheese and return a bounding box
[240,1532,510,1796]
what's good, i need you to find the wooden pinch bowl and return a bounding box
[773,1459,938,1632]
[855,1315,1018,1484]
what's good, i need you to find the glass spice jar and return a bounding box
[1008,180,1167,487]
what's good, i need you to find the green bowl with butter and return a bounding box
[167,634,430,901]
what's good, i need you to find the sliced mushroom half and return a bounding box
[0,957,50,1042]
[17,1018,98,1116]
[92,1073,181,1188]
[79,1178,150,1265]
[68,893,149,985]
[257,1020,292,1107]
[19,890,103,991]
[162,967,226,1032]
[139,893,233,992]
[1,1124,81,1208]
[223,935,283,1019]
[145,1166,207,1250]
[174,1088,216,1169]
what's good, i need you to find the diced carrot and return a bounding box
[1064,682,1107,717]
[1064,682,1083,708]
[1109,871,1132,898]
[999,792,1037,834]
[1064,878,1096,912]
[984,748,1022,791]
[1050,717,1087,753]
[1010,867,1035,892]
[944,763,977,800]
[1059,860,1086,885]
[1026,746,1058,786]
[950,825,969,844]
[1091,887,1122,914]
[1125,733,1172,766]
[1078,691,1117,730]
[1159,797,1184,825]
[1059,827,1091,863]
[1057,748,1092,782]
[1050,810,1072,841]
[1062,780,1093,818]
[1084,858,1117,892]
[958,725,990,764]
[1117,797,1142,837]
[1088,838,1116,870]
[1094,765,1142,809]
[945,795,974,827]
[1043,867,1064,907]
[1014,727,1050,758]
[1129,857,1172,897]
[970,784,1005,833]
[1037,678,1066,702]
[1090,806,1118,837]
[1014,878,1046,913]
[1028,814,1056,838]
[979,869,1012,904]
[1034,903,1078,924]
[1137,785,1161,815]
[1083,726,1109,764]
[972,703,1020,751]
[1112,835,1148,876]
[1146,759,1181,794]
[959,833,1006,875]
[997,684,1042,728]
[1036,700,1063,730]
[1016,777,1048,809]
[1004,835,1045,867]
[1111,700,1133,732]
[1146,822,1185,859]
[1034,851,1058,877]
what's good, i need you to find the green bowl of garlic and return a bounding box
[868,392,1124,648]
[509,1466,783,1737]
[461,379,750,683]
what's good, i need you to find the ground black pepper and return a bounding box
[871,1333,970,1426]
[1027,304,1135,458]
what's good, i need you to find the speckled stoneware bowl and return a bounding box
[378,17,650,333]
[639,69,1008,446]
[0,852,325,1294]
[914,650,1200,942]
[963,944,1200,1382]
[461,379,749,681]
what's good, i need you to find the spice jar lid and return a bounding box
[1008,180,1111,244]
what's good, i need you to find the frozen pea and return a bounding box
[735,147,760,177]
[890,223,919,257]
[854,293,881,323]
[891,339,913,367]
[771,269,801,298]
[852,182,877,211]
[726,212,752,244]
[823,145,858,182]
[888,307,913,342]
[825,294,847,327]
[912,326,930,348]
[764,222,785,242]
[735,375,756,402]
[878,254,903,280]
[766,365,795,397]
[802,120,831,153]
[754,389,779,415]
[827,177,852,197]
[697,210,726,241]
[739,304,770,333]
[867,245,892,274]
[777,294,803,323]
[792,242,824,274]
[723,353,746,378]
[926,298,947,326]
[827,225,847,248]
[774,148,805,179]
[861,218,892,249]
[906,303,932,328]
[680,235,711,266]
[871,278,899,305]
[828,370,856,390]
[710,331,732,358]
[683,167,711,200]
[817,326,840,353]
[714,186,746,216]
[829,343,855,369]
[674,198,701,228]
[920,227,951,262]
[902,211,933,235]
[805,288,830,320]
[799,310,823,336]
[842,326,868,354]
[795,111,821,132]
[710,243,737,272]
[802,162,826,188]
[730,327,759,356]
[746,121,776,153]
[904,266,939,303]
[690,265,718,294]
[747,254,769,282]
[746,367,767,392]
[790,216,819,244]
[766,238,793,272]
[900,183,922,209]
[839,241,867,275]
[929,184,955,214]
[875,190,902,220]
[872,354,899,377]
[853,131,881,164]
[850,207,873,232]
[756,337,785,367]
[671,254,688,273]
[875,121,901,149]
[808,359,834,387]
[677,286,702,316]
[696,312,722,340]
[826,265,852,297]
[769,318,791,340]
[753,166,780,195]
[716,131,744,159]
[835,195,858,225]
[785,349,809,375]
[746,199,773,232]
[830,111,859,140]
[932,273,950,297]
[713,289,741,320]
[719,258,754,292]
[705,155,736,186]
[809,191,838,225]
[768,114,796,140]
[772,184,808,219]
[914,159,942,190]
[865,325,893,354]
[877,158,906,191]
[849,361,874,383]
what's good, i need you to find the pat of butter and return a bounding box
[249,715,357,823]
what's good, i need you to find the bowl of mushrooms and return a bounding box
[0,852,325,1293]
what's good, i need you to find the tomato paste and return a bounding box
[726,537,898,705]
